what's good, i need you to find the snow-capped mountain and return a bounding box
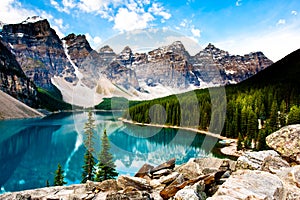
[0,18,273,107]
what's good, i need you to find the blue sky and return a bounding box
[0,0,300,61]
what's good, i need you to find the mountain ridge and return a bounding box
[0,17,273,107]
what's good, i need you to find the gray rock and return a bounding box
[152,169,172,179]
[117,175,151,191]
[150,158,176,174]
[211,170,285,200]
[266,124,300,164]
[176,158,235,180]
[236,150,280,170]
[174,188,200,200]
[159,172,180,184]
[135,163,154,178]
[275,165,300,199]
[98,179,118,192]
[175,159,202,180]
[261,155,290,174]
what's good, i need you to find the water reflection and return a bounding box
[0,111,217,193]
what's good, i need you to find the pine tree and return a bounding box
[237,133,243,150]
[256,129,267,151]
[95,129,118,182]
[269,100,278,131]
[279,100,287,127]
[46,180,50,187]
[54,163,66,186]
[81,111,96,183]
[287,105,300,125]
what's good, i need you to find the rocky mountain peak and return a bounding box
[62,33,93,52]
[203,43,229,59]
[21,16,44,24]
[0,19,76,90]
[99,45,115,54]
[1,18,58,41]
[166,41,190,61]
[118,46,133,63]
[121,46,132,54]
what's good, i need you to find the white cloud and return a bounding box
[236,0,242,7]
[276,19,286,26]
[148,3,171,20]
[113,8,154,32]
[50,0,76,14]
[191,27,201,37]
[291,10,298,16]
[0,0,36,24]
[62,0,76,9]
[85,33,102,49]
[180,19,188,27]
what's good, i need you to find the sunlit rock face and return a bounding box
[0,18,76,90]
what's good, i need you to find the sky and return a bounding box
[0,0,300,61]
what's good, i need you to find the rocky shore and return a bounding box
[1,124,300,200]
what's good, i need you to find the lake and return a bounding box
[0,111,220,193]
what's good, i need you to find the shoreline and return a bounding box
[119,118,231,140]
[119,118,242,158]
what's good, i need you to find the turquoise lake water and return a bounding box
[0,111,219,193]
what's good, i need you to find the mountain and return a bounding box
[193,43,273,84]
[239,48,300,87]
[0,17,273,107]
[0,16,76,91]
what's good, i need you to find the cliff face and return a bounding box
[0,18,76,90]
[0,39,37,107]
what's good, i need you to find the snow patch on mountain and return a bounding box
[22,16,44,24]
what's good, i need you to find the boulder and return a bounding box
[193,158,236,172]
[275,165,300,199]
[159,172,180,184]
[97,179,119,192]
[150,158,176,174]
[175,159,202,180]
[175,158,235,180]
[152,169,172,179]
[135,163,154,178]
[266,124,300,164]
[236,150,280,170]
[210,170,285,200]
[117,175,152,191]
[261,155,290,174]
[105,190,151,200]
[174,188,201,200]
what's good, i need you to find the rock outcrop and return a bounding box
[208,170,285,200]
[0,17,76,90]
[266,124,300,164]
[236,150,282,170]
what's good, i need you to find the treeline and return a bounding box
[124,84,300,150]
